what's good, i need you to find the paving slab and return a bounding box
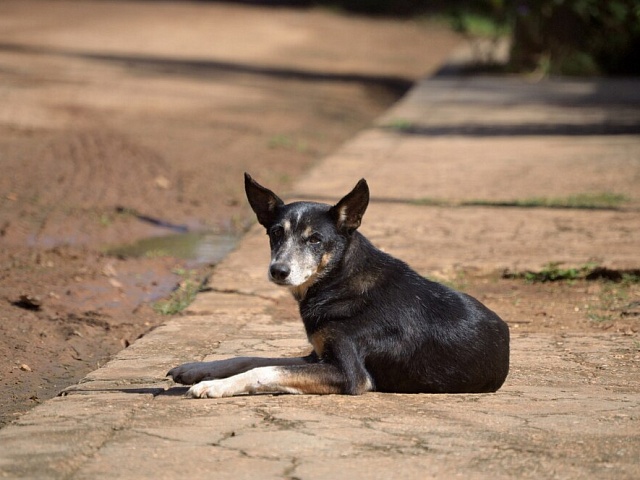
[2,71,640,479]
[1,287,638,478]
[294,76,640,205]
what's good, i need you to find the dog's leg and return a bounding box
[186,363,373,398]
[167,355,315,385]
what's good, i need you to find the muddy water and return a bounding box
[108,232,238,266]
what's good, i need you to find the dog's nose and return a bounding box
[269,263,290,282]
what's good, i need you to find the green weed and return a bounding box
[409,193,628,210]
[503,262,633,283]
[521,262,598,283]
[412,197,447,207]
[466,193,629,210]
[384,118,416,133]
[144,249,171,258]
[153,270,203,315]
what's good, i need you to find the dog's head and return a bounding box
[244,173,369,297]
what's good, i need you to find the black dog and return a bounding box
[167,174,510,397]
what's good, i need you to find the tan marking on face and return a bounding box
[302,225,313,237]
[319,252,333,271]
[283,219,292,232]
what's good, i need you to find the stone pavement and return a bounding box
[1,72,640,477]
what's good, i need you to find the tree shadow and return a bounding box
[0,42,412,97]
[384,121,640,137]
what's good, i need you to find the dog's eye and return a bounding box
[271,226,284,239]
[307,234,322,245]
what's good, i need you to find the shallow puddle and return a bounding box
[108,232,238,265]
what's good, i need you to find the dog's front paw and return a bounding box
[186,380,229,399]
[167,358,251,385]
[167,361,219,385]
[167,362,201,385]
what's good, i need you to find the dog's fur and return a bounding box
[167,174,510,398]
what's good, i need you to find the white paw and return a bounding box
[184,367,287,398]
[186,380,228,398]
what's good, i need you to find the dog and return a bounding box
[167,173,510,398]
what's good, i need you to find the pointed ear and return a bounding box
[329,179,369,234]
[244,173,284,228]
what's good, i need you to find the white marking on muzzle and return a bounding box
[270,237,316,287]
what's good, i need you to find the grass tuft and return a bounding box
[466,193,629,210]
[505,263,640,284]
[153,269,204,315]
[410,193,629,211]
[521,262,597,283]
[384,118,416,133]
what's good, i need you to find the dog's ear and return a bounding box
[244,173,284,228]
[330,179,369,234]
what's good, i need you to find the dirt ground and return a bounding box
[0,0,463,426]
[1,0,638,430]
